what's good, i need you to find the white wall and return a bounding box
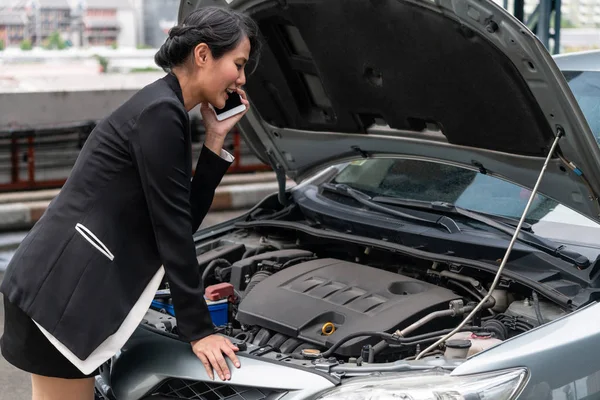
[117,9,137,48]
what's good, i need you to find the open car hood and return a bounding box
[179,0,600,224]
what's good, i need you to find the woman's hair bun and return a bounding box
[154,6,261,72]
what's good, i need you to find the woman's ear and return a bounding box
[193,43,210,68]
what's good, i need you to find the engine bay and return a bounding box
[144,220,569,366]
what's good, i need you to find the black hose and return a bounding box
[447,280,495,316]
[281,256,317,269]
[201,258,231,287]
[321,331,395,358]
[532,291,544,325]
[242,248,257,259]
[447,279,483,301]
[242,246,267,259]
[372,340,388,356]
[389,336,452,348]
[242,271,272,300]
[372,327,478,355]
[367,346,375,363]
[516,322,534,331]
[323,326,479,358]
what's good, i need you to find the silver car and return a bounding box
[95,0,600,399]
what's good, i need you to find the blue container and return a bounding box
[205,299,229,327]
[150,298,229,327]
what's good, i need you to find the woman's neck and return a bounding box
[172,68,203,111]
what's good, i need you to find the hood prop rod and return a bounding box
[415,130,564,360]
[267,151,289,206]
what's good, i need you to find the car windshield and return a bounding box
[563,71,600,143]
[331,158,600,258]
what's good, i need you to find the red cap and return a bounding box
[205,282,235,301]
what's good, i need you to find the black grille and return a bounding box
[151,379,278,400]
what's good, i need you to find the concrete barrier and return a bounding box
[0,73,204,128]
[0,90,139,128]
[0,172,294,231]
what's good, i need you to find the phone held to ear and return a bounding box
[209,93,247,121]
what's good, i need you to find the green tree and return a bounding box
[111,42,118,49]
[0,39,5,51]
[20,39,32,51]
[44,31,66,50]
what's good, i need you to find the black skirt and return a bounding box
[1,296,100,379]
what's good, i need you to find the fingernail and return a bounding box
[226,374,231,380]
[235,362,240,368]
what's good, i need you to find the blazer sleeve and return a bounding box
[190,145,232,233]
[129,100,214,343]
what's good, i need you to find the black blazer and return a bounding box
[0,73,231,360]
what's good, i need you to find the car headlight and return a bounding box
[315,368,528,400]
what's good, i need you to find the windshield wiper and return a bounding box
[373,196,532,230]
[372,196,590,268]
[322,183,460,233]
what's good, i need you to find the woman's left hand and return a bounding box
[191,334,240,381]
[200,88,250,154]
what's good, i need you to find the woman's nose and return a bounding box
[236,70,246,86]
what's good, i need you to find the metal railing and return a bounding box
[0,121,270,192]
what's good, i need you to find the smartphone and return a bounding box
[210,93,247,121]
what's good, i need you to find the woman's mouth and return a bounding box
[225,88,236,100]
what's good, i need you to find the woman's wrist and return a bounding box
[203,133,225,155]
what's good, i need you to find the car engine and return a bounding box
[145,227,569,364]
[236,257,459,356]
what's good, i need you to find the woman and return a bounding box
[0,6,261,400]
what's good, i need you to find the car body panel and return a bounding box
[108,327,337,400]
[452,301,600,399]
[554,50,600,72]
[180,0,600,225]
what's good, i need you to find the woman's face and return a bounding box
[198,36,251,109]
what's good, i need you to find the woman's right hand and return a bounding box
[200,88,250,155]
[191,335,241,381]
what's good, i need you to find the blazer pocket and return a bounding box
[75,223,114,261]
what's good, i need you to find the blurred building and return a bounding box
[1,0,73,46]
[81,0,119,46]
[0,10,26,46]
[76,0,136,47]
[141,0,178,48]
[2,0,72,46]
[0,0,137,47]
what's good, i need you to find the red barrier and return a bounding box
[0,122,270,192]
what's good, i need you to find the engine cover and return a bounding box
[236,258,460,356]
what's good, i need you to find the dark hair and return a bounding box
[155,7,261,73]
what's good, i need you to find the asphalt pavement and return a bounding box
[0,209,247,400]
[0,285,30,400]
